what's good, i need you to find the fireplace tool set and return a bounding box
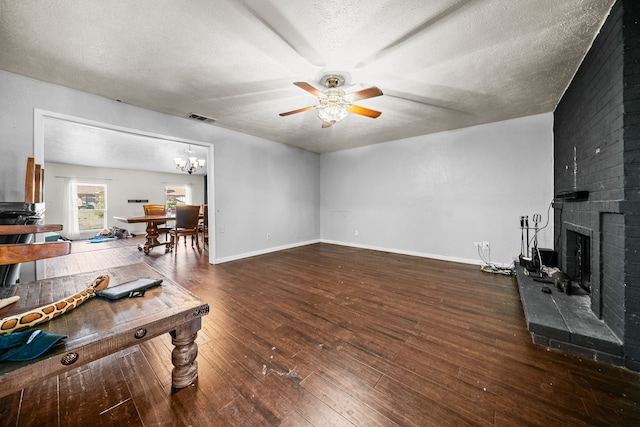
[519,214,543,274]
[518,212,574,294]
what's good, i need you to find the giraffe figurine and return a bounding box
[0,275,110,335]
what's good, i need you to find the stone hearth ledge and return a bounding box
[515,265,623,367]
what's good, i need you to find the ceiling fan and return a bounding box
[279,75,383,128]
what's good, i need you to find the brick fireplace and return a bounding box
[553,0,640,371]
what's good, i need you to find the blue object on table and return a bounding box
[0,330,67,362]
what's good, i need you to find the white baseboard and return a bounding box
[214,239,320,264]
[320,239,483,266]
[214,238,513,269]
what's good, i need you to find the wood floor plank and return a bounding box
[374,373,489,427]
[189,344,241,412]
[387,342,497,411]
[206,316,298,387]
[279,410,314,427]
[0,390,22,427]
[18,375,60,427]
[58,361,108,426]
[200,339,295,424]
[300,373,399,427]
[289,384,357,427]
[138,338,174,390]
[166,379,231,427]
[218,396,277,427]
[12,238,635,426]
[117,347,184,426]
[98,399,143,427]
[294,342,384,390]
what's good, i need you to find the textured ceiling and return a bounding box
[43,117,209,176]
[0,0,615,155]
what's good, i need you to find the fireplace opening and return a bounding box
[566,230,591,294]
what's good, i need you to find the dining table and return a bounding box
[113,214,175,254]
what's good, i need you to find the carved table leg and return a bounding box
[170,318,201,389]
[143,221,161,254]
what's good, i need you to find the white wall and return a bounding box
[1,69,552,273]
[0,71,210,202]
[43,162,205,237]
[212,127,320,261]
[0,70,321,270]
[320,113,554,266]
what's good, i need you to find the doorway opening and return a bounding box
[33,109,215,273]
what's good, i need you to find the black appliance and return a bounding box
[0,202,44,286]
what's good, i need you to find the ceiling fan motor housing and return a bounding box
[320,74,345,88]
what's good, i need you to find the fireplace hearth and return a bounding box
[515,266,623,365]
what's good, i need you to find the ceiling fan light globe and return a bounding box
[318,106,348,124]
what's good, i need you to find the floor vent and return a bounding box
[187,113,216,124]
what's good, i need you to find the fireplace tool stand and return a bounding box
[519,214,544,276]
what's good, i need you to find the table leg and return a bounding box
[170,317,201,389]
[143,221,161,254]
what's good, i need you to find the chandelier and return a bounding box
[174,145,205,174]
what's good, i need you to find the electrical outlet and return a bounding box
[266,233,271,240]
[355,230,359,236]
[482,241,490,250]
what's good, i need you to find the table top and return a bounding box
[114,214,203,224]
[113,215,174,224]
[0,263,209,396]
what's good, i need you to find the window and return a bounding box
[76,183,107,231]
[165,185,190,214]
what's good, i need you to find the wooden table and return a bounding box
[0,263,209,398]
[113,214,174,254]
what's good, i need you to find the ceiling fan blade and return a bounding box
[279,106,316,116]
[345,86,383,103]
[345,104,382,118]
[322,121,332,128]
[293,82,325,98]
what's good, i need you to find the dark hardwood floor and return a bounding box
[1,235,639,426]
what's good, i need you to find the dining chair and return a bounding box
[199,204,208,246]
[143,204,171,241]
[169,205,201,252]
